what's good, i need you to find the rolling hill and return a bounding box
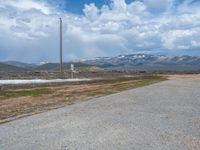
[0,62,26,72]
[3,61,37,69]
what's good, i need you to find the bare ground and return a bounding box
[166,74,200,80]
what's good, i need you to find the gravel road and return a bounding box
[0,79,200,150]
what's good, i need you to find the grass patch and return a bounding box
[0,88,50,99]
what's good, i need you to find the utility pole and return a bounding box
[60,18,63,73]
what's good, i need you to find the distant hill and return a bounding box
[0,62,26,72]
[0,61,101,72]
[84,54,200,71]
[3,61,37,69]
[34,62,95,71]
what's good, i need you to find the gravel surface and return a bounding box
[0,79,200,150]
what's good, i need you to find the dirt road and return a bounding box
[0,77,200,150]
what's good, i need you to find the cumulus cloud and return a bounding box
[143,0,174,13]
[0,0,200,62]
[83,3,99,20]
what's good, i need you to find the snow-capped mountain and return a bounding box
[84,54,200,71]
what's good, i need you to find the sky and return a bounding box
[0,0,200,63]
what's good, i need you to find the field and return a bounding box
[0,75,165,123]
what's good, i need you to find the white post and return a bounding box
[71,64,74,79]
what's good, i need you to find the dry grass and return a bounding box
[0,75,165,123]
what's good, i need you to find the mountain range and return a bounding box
[84,54,200,71]
[0,54,200,72]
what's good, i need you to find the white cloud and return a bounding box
[143,0,174,12]
[6,0,51,14]
[83,3,99,20]
[111,0,126,11]
[0,0,200,62]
